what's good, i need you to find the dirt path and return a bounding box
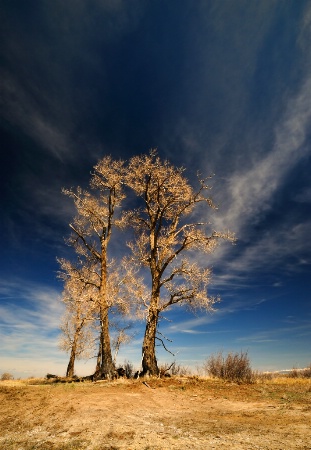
[0,377,310,449]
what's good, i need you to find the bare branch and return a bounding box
[69,223,102,261]
[155,336,175,356]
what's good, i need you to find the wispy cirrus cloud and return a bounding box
[215,72,311,233]
[0,278,69,377]
[0,72,76,161]
[236,319,311,344]
[215,218,311,285]
[162,295,273,336]
[166,4,311,296]
[204,22,311,284]
[0,278,63,349]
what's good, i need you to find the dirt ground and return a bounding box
[0,376,310,450]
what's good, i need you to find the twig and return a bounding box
[142,381,155,389]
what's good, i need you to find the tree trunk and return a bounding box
[100,307,115,379]
[142,302,160,376]
[99,245,115,379]
[66,315,85,378]
[93,334,102,380]
[66,339,77,378]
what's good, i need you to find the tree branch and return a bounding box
[155,336,175,356]
[69,223,101,261]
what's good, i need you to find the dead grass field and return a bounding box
[0,376,310,449]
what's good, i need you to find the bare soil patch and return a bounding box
[0,377,310,449]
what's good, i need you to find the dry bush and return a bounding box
[288,367,300,378]
[288,364,311,378]
[170,362,191,376]
[304,365,311,378]
[46,373,58,379]
[1,372,14,381]
[203,351,254,384]
[253,371,274,381]
[159,362,191,377]
[120,360,134,378]
[159,363,173,377]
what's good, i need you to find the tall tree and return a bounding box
[126,150,235,376]
[62,156,126,379]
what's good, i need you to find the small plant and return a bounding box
[288,367,300,378]
[158,361,191,377]
[123,360,134,378]
[159,363,171,377]
[46,373,58,379]
[304,364,311,378]
[170,362,191,376]
[203,351,254,384]
[1,372,14,381]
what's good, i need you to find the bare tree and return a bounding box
[58,254,144,379]
[58,259,98,378]
[61,156,126,379]
[59,300,95,378]
[125,150,235,376]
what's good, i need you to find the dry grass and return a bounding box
[1,376,310,449]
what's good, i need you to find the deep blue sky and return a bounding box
[1,0,310,378]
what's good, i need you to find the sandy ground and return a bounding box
[0,377,310,449]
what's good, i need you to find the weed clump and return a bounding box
[288,364,311,378]
[203,351,254,384]
[1,372,14,381]
[158,362,191,377]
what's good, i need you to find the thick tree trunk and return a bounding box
[93,334,102,380]
[142,300,159,376]
[99,245,115,379]
[100,307,115,379]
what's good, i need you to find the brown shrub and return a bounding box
[203,351,254,384]
[1,372,14,381]
[288,364,311,378]
[159,361,191,377]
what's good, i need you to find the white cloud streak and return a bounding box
[205,6,311,283]
[0,279,64,368]
[0,73,75,161]
[163,296,272,336]
[236,320,311,344]
[215,73,311,234]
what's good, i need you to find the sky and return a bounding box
[1,0,311,378]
